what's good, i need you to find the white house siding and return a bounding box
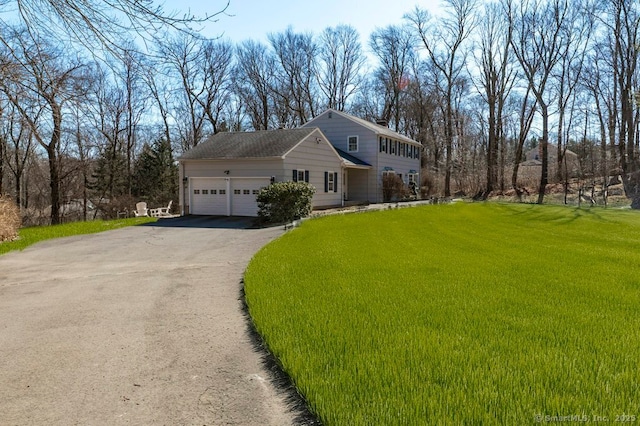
[283,129,343,208]
[303,112,379,166]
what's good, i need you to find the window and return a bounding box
[324,171,338,192]
[193,189,200,194]
[220,189,226,195]
[234,189,241,195]
[243,189,250,195]
[348,135,358,152]
[292,169,309,183]
[379,137,384,153]
[252,189,260,195]
[400,143,406,157]
[390,140,396,155]
[385,138,389,153]
[202,189,208,195]
[211,189,217,194]
[408,173,418,184]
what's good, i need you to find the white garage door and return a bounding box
[190,177,270,216]
[191,178,227,216]
[230,178,270,216]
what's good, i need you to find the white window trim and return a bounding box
[328,171,335,192]
[347,135,359,153]
[297,169,306,182]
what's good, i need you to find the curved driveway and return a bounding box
[0,216,296,425]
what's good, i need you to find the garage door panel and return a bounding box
[191,178,227,215]
[231,179,269,217]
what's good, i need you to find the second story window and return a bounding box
[348,135,359,152]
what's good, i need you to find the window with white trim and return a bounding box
[193,189,200,194]
[348,135,358,152]
[328,171,335,191]
[408,173,418,184]
[293,169,309,183]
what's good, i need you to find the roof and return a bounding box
[179,128,317,160]
[335,148,371,168]
[306,109,420,145]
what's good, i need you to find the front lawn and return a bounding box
[0,217,156,256]
[244,203,640,425]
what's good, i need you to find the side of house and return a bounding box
[303,109,421,203]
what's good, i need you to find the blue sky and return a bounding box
[162,0,442,45]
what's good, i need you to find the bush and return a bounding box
[382,173,407,202]
[0,196,21,242]
[256,181,316,224]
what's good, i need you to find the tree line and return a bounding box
[0,0,638,225]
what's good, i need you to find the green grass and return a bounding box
[244,203,640,425]
[0,217,156,256]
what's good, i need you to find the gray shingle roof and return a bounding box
[179,128,316,160]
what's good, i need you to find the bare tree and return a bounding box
[473,1,515,197]
[269,28,319,126]
[407,0,477,197]
[605,0,640,208]
[317,25,366,111]
[0,0,229,53]
[197,39,234,135]
[369,24,416,132]
[234,40,276,130]
[508,0,570,204]
[159,34,208,150]
[0,28,87,224]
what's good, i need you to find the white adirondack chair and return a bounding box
[133,202,148,217]
[149,200,172,217]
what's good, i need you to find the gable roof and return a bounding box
[305,109,420,145]
[179,128,317,160]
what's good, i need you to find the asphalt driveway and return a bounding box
[0,216,296,425]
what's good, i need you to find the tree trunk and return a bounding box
[537,103,549,204]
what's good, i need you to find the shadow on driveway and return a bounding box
[141,215,260,229]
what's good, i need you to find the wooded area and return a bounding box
[0,0,638,225]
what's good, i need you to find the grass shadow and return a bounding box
[239,283,322,426]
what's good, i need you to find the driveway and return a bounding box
[0,216,298,425]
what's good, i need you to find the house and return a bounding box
[518,144,580,185]
[303,109,421,204]
[178,109,421,217]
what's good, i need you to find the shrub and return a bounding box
[0,196,21,242]
[382,173,407,202]
[256,181,316,224]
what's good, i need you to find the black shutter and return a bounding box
[304,170,309,183]
[334,172,338,192]
[324,172,328,192]
[293,169,298,182]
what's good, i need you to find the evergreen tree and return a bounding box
[132,137,178,206]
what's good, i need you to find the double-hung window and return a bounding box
[324,171,338,192]
[348,135,359,152]
[292,169,309,183]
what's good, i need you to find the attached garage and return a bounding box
[189,177,270,217]
[179,128,346,217]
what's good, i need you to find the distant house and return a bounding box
[518,144,580,184]
[178,109,421,217]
